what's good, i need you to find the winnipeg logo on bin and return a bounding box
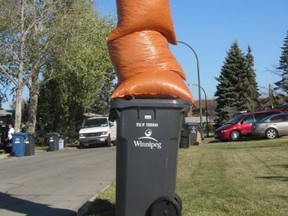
[134,129,162,150]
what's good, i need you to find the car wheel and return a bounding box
[79,143,85,149]
[106,135,112,147]
[112,140,117,146]
[265,128,278,139]
[230,130,240,141]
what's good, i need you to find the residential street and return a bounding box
[0,147,116,216]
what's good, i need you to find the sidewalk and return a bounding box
[0,148,45,160]
[0,147,76,160]
[0,152,10,160]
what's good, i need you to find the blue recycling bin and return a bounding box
[58,139,64,150]
[12,133,27,157]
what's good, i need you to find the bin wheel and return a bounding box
[148,197,181,216]
[174,194,182,211]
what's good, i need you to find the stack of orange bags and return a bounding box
[108,0,194,102]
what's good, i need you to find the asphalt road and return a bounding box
[0,147,116,216]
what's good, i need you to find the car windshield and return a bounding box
[227,114,244,124]
[81,118,108,128]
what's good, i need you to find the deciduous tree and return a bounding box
[0,0,114,134]
[36,2,114,140]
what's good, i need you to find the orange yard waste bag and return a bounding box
[108,31,185,82]
[108,0,194,102]
[108,0,177,44]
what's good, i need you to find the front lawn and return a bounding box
[85,137,288,216]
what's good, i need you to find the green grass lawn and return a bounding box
[86,137,288,216]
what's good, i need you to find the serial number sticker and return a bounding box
[146,123,159,127]
[136,123,145,127]
[136,123,159,127]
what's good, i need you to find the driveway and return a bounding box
[0,147,116,216]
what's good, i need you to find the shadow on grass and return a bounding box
[278,195,288,201]
[256,176,288,182]
[206,137,288,148]
[85,199,115,216]
[207,139,220,144]
[205,136,264,144]
[273,164,288,169]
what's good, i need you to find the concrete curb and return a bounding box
[77,185,110,216]
[0,153,10,160]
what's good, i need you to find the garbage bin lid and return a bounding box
[111,98,191,109]
[46,133,60,137]
[12,132,28,138]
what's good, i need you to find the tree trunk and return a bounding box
[26,82,39,133]
[14,0,25,132]
[14,83,23,132]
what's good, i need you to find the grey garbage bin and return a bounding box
[110,99,190,216]
[25,133,35,156]
[188,123,200,145]
[46,133,60,151]
[58,139,64,150]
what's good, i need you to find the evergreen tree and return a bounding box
[274,31,288,95]
[244,46,260,111]
[215,41,259,126]
[215,42,244,125]
[234,46,250,112]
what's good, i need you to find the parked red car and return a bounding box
[214,109,283,141]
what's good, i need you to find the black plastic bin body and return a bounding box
[110,99,190,216]
[1,125,9,152]
[179,124,191,148]
[46,133,60,151]
[25,133,35,156]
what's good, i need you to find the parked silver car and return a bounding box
[252,113,288,139]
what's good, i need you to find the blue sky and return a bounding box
[94,0,288,100]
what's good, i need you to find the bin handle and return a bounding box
[180,102,192,113]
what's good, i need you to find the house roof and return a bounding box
[0,109,13,117]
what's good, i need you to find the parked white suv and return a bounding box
[78,116,116,148]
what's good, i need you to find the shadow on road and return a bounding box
[0,192,76,216]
